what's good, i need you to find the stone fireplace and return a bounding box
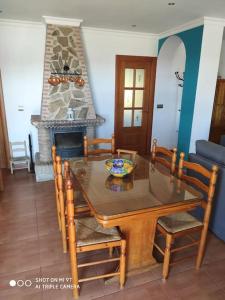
[31,17,104,181]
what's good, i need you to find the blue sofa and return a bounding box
[189,140,225,242]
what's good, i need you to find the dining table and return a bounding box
[70,154,203,275]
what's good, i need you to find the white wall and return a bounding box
[0,20,158,155]
[190,19,224,152]
[152,36,185,148]
[218,38,225,78]
[0,20,45,155]
[81,27,158,137]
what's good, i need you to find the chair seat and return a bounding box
[10,156,29,163]
[75,217,121,247]
[158,212,202,234]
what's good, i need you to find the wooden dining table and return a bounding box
[70,154,203,275]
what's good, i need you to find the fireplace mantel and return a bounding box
[31,114,105,129]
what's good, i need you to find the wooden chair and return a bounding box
[151,138,177,174]
[52,145,90,231]
[55,156,90,253]
[153,152,218,280]
[83,134,115,157]
[117,149,137,161]
[66,178,126,299]
[9,141,30,174]
[52,145,61,231]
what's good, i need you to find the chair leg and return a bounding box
[162,234,173,280]
[119,240,126,289]
[196,225,209,270]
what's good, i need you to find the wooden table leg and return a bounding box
[119,215,158,273]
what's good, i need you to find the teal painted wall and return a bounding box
[158,26,204,155]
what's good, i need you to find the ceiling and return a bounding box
[1,0,225,33]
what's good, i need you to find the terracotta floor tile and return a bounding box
[39,234,69,267]
[0,215,38,245]
[0,238,41,276]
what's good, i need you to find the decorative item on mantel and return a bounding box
[48,64,85,87]
[67,108,74,120]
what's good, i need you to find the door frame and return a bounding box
[0,71,10,168]
[114,55,157,154]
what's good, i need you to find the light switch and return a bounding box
[18,106,24,111]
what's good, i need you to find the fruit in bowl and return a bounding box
[105,158,134,178]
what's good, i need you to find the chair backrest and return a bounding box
[178,152,218,205]
[83,134,115,157]
[10,141,27,158]
[52,145,57,176]
[66,177,79,265]
[151,138,177,174]
[64,160,71,180]
[56,156,67,249]
[117,149,137,161]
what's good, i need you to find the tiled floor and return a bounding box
[0,169,225,300]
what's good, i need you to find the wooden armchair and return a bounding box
[83,134,115,156]
[151,138,177,174]
[153,152,218,279]
[66,178,126,299]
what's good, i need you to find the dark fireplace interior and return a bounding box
[52,129,85,159]
[55,132,83,149]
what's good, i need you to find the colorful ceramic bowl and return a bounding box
[105,158,134,178]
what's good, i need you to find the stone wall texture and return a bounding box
[41,24,96,121]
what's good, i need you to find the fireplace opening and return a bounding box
[52,129,85,159]
[55,132,83,149]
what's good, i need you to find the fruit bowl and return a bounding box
[105,158,134,178]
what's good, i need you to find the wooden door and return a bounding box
[209,79,225,143]
[115,55,156,155]
[0,72,10,168]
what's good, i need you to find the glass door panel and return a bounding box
[134,90,144,107]
[124,68,134,87]
[133,110,142,127]
[135,69,145,88]
[123,110,132,127]
[124,90,133,108]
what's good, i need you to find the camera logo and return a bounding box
[9,280,32,287]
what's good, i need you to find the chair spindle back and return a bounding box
[151,138,177,174]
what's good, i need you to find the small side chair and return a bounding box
[9,141,30,174]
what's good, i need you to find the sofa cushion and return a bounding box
[196,140,225,166]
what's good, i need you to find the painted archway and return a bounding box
[152,35,186,149]
[155,26,204,154]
